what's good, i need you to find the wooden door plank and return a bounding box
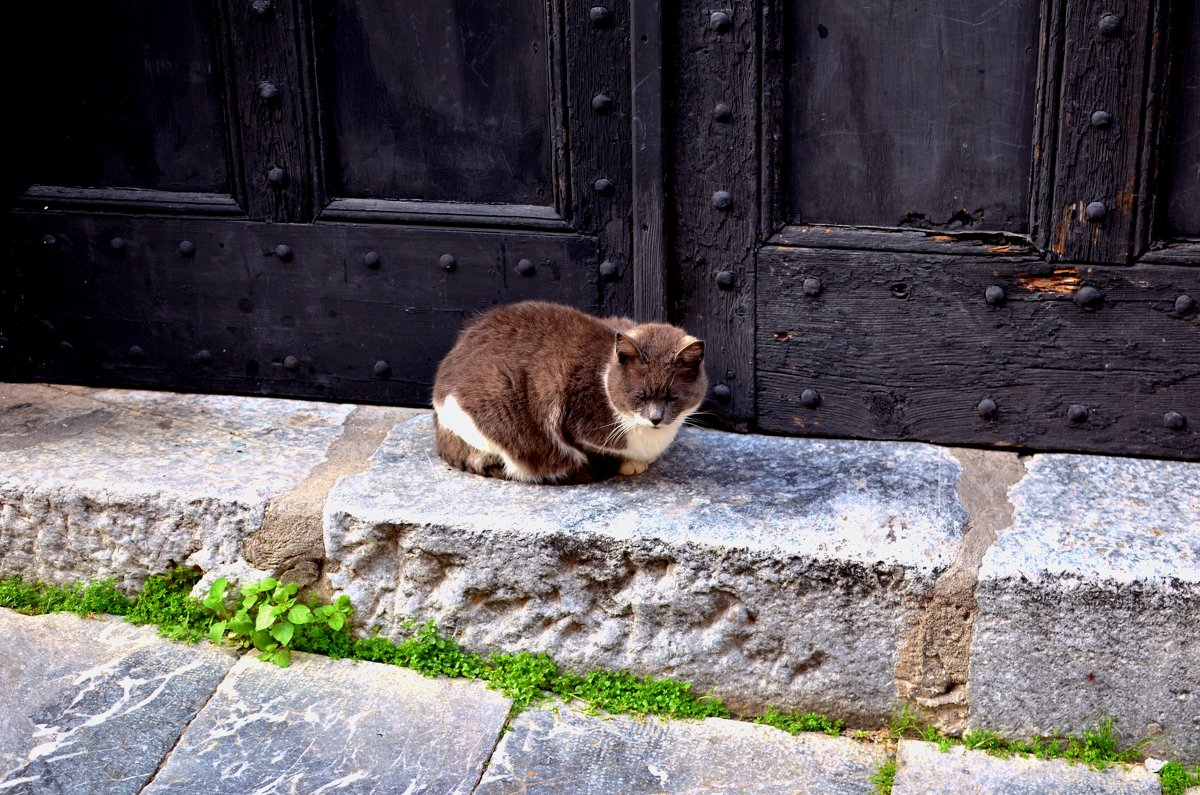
[757,246,1200,459]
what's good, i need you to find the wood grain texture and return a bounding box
[1048,0,1161,262]
[770,225,1037,257]
[7,0,231,195]
[310,0,552,206]
[756,246,1200,459]
[1029,0,1067,251]
[3,213,598,406]
[631,0,667,322]
[669,0,758,425]
[564,0,634,317]
[787,0,1040,233]
[223,0,316,222]
[1159,0,1200,238]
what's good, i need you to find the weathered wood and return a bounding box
[631,0,667,322]
[309,0,552,207]
[222,0,316,221]
[1140,241,1200,265]
[8,0,231,196]
[1048,0,1162,262]
[564,0,634,317]
[770,225,1037,257]
[19,187,243,217]
[787,0,1040,233]
[4,213,598,405]
[1158,0,1200,239]
[669,0,758,425]
[1029,0,1068,252]
[756,246,1200,460]
[319,199,572,231]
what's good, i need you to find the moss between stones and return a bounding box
[1,569,1191,789]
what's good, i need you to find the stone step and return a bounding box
[1,383,1198,764]
[0,607,1164,794]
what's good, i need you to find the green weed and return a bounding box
[203,576,353,667]
[756,708,843,736]
[0,576,133,617]
[870,758,896,795]
[1160,761,1200,795]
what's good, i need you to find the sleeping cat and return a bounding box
[432,301,707,484]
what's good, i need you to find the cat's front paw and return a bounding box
[619,459,649,476]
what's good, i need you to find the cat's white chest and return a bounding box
[622,420,684,463]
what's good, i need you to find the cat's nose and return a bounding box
[647,405,665,425]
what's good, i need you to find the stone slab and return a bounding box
[0,608,237,794]
[0,384,354,590]
[142,650,511,794]
[892,740,1161,794]
[970,453,1200,762]
[326,414,967,719]
[476,701,887,795]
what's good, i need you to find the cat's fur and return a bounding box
[432,301,706,484]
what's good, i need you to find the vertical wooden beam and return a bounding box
[631,0,667,322]
[1048,0,1165,263]
[670,0,759,426]
[564,0,634,317]
[221,0,317,222]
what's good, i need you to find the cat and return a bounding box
[432,301,706,484]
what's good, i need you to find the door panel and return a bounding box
[13,0,230,195]
[314,0,553,206]
[1162,0,1200,238]
[788,0,1040,232]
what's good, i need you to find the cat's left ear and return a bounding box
[674,337,705,370]
[615,333,643,365]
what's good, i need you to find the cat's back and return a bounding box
[434,301,612,400]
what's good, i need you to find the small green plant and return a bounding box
[126,568,212,641]
[869,758,896,795]
[921,725,956,752]
[888,703,922,738]
[756,708,843,736]
[1160,761,1200,795]
[203,577,352,667]
[0,576,133,617]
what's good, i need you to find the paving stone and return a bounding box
[892,740,1161,794]
[325,414,967,720]
[0,384,354,590]
[476,702,886,795]
[970,453,1200,762]
[0,608,237,794]
[142,650,511,794]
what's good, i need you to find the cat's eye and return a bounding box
[635,391,647,401]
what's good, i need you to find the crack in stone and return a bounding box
[893,448,1027,733]
[241,407,416,591]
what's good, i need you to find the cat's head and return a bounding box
[606,324,707,428]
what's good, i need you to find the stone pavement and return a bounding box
[0,608,1167,794]
[1,383,1199,765]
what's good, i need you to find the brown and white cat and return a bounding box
[432,301,706,484]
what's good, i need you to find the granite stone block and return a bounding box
[326,414,968,719]
[970,453,1200,762]
[0,609,237,794]
[477,702,887,795]
[142,651,511,794]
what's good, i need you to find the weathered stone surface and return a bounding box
[477,702,887,795]
[143,651,510,794]
[970,454,1200,763]
[326,414,967,719]
[0,608,237,794]
[0,384,354,590]
[892,740,1161,794]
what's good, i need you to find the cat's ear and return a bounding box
[674,337,705,370]
[614,333,643,365]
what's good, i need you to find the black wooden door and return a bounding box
[2,1,1198,460]
[1,1,632,405]
[669,0,1199,460]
